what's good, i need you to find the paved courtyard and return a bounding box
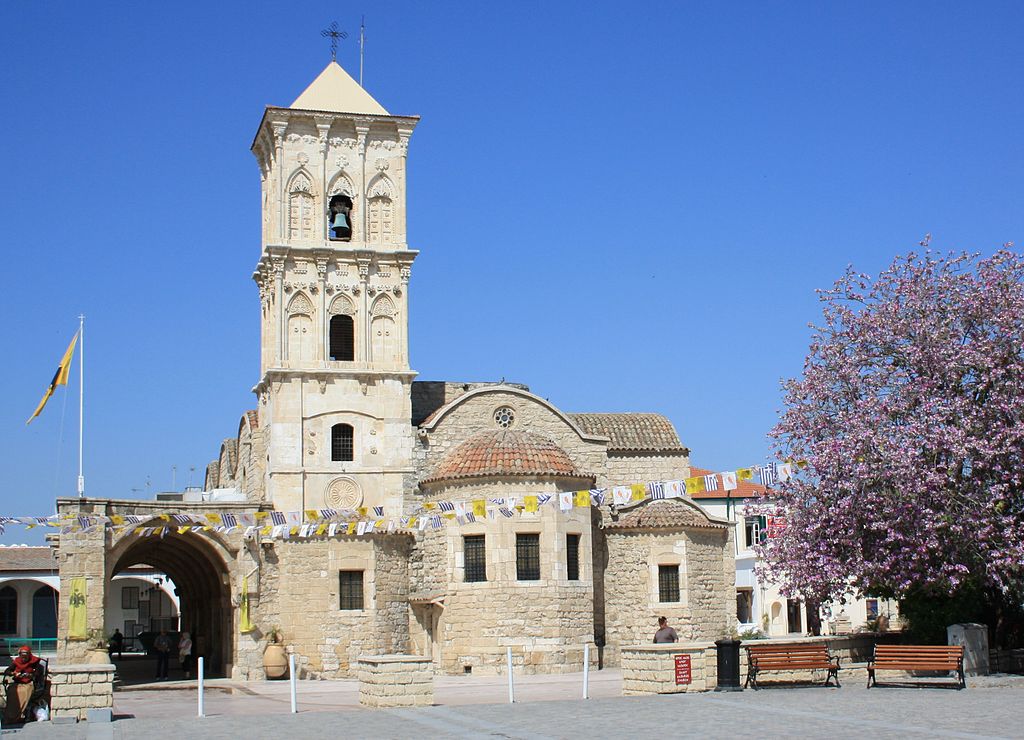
[6,669,1024,739]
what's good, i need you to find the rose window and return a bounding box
[493,406,516,429]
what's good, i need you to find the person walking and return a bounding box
[178,632,193,680]
[108,629,124,660]
[153,629,172,681]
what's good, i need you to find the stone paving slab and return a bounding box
[7,671,1024,739]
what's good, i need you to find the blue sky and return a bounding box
[1,1,1021,543]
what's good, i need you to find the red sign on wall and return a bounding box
[674,653,692,685]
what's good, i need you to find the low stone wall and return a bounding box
[622,634,903,695]
[357,654,433,708]
[622,643,717,694]
[49,663,115,721]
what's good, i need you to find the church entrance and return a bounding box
[108,533,232,677]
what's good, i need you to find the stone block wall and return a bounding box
[49,663,115,720]
[358,654,433,707]
[247,533,412,679]
[621,643,717,694]
[603,451,689,487]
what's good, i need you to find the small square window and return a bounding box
[658,565,680,603]
[517,533,541,581]
[464,535,487,583]
[339,570,364,610]
[566,534,580,581]
[121,586,139,610]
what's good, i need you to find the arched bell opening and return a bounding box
[108,533,232,677]
[328,193,353,241]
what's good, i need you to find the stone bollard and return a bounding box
[49,663,115,722]
[357,655,433,708]
[948,623,989,676]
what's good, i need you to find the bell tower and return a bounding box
[251,61,420,513]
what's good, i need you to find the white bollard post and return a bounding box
[197,656,205,718]
[506,647,515,704]
[289,653,297,713]
[583,643,590,699]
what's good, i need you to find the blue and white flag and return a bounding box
[270,511,287,526]
[647,482,666,500]
[438,501,455,513]
[373,506,384,517]
[759,463,777,487]
[430,515,443,530]
[222,513,238,528]
[498,507,514,518]
[319,508,339,519]
[703,474,719,492]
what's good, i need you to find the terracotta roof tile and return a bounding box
[603,499,727,530]
[568,413,686,452]
[0,546,57,572]
[421,430,592,485]
[688,466,768,499]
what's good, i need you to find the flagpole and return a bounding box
[359,16,365,87]
[77,314,85,497]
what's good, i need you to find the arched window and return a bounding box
[32,585,57,639]
[328,194,353,241]
[329,314,355,361]
[366,176,394,245]
[331,423,354,462]
[0,586,17,634]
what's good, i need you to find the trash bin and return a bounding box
[715,639,742,691]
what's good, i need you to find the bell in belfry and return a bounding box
[329,195,353,240]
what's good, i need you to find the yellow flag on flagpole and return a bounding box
[239,575,254,633]
[27,332,78,424]
[68,577,88,639]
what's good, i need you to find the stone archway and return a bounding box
[107,533,232,676]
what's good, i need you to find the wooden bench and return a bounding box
[867,645,965,689]
[744,643,840,690]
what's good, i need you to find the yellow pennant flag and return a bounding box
[524,495,539,513]
[685,476,706,495]
[159,514,171,521]
[316,523,328,536]
[630,483,646,501]
[68,577,87,639]
[407,516,418,529]
[27,331,78,424]
[259,525,272,536]
[472,499,487,518]
[109,515,124,526]
[239,575,254,633]
[289,526,299,536]
[424,502,437,511]
[205,513,222,526]
[574,490,591,508]
[736,468,754,481]
[347,521,357,535]
[357,507,368,518]
[305,510,320,523]
[254,512,270,524]
[177,526,190,535]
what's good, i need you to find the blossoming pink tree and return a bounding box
[761,248,1024,624]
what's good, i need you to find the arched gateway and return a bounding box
[55,500,252,678]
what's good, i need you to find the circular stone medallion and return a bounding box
[325,477,362,509]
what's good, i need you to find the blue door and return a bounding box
[31,586,57,638]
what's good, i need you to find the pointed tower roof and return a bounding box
[289,61,389,116]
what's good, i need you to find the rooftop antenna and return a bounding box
[321,21,348,62]
[359,16,366,87]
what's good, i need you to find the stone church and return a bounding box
[56,61,735,679]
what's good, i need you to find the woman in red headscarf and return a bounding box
[4,646,41,724]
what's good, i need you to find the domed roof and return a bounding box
[421,430,590,486]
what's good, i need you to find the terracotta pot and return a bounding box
[87,648,111,665]
[263,643,288,679]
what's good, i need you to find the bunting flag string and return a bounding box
[8,459,806,540]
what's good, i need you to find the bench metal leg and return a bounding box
[866,668,874,688]
[745,667,757,690]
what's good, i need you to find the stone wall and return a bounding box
[414,479,596,675]
[602,526,734,667]
[247,533,411,679]
[621,643,717,694]
[358,654,433,707]
[603,451,689,487]
[49,663,115,721]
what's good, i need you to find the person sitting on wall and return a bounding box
[3,646,43,724]
[653,616,679,644]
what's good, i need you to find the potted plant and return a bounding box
[86,629,111,664]
[262,626,288,679]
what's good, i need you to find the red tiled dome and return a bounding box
[421,430,590,485]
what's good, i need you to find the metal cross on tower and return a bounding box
[321,21,348,61]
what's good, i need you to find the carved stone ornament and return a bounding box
[372,295,396,316]
[297,152,310,165]
[325,477,362,510]
[375,158,389,172]
[335,154,350,168]
[329,294,356,316]
[288,293,314,315]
